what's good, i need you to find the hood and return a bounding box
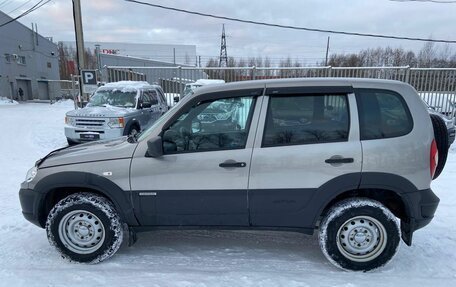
[39,137,138,168]
[66,106,136,118]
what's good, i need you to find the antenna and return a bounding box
[219,24,228,67]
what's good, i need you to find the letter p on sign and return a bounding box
[81,70,97,85]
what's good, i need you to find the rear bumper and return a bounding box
[401,188,439,245]
[19,186,44,228]
[65,125,124,143]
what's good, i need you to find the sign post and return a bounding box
[81,70,98,94]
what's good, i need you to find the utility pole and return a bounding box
[325,36,330,66]
[95,44,102,81]
[72,0,85,107]
[219,24,228,67]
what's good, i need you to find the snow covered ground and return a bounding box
[0,102,456,286]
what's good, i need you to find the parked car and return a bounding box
[20,78,447,271]
[182,79,225,99]
[64,81,168,145]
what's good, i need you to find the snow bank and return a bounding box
[0,96,18,105]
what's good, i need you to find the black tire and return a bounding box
[319,198,400,272]
[127,125,140,137]
[66,138,78,146]
[430,114,449,179]
[46,193,124,263]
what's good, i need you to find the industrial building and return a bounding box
[0,11,60,101]
[62,41,197,66]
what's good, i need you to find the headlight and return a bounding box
[65,116,75,126]
[107,117,125,128]
[25,166,37,183]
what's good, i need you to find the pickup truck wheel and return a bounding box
[430,114,449,179]
[319,198,400,271]
[128,126,139,137]
[46,193,124,263]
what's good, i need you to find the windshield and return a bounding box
[87,89,138,108]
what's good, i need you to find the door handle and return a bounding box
[219,161,247,168]
[325,157,354,164]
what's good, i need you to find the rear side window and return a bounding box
[262,94,349,147]
[356,89,413,140]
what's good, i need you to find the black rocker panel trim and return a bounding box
[130,173,426,232]
[33,171,138,227]
[250,173,361,228]
[132,189,249,226]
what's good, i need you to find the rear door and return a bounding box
[248,86,362,228]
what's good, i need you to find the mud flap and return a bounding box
[401,219,414,246]
[128,227,137,247]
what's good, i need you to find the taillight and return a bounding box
[430,139,438,179]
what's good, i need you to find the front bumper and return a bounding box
[401,188,440,245]
[19,185,45,228]
[65,125,124,143]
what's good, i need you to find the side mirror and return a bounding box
[146,136,163,157]
[141,102,152,109]
[174,96,180,103]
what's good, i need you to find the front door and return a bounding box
[130,93,261,226]
[248,88,362,228]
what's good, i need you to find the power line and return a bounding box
[7,0,35,15]
[124,0,456,44]
[0,0,50,29]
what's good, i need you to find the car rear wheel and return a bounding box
[319,198,400,271]
[46,193,124,263]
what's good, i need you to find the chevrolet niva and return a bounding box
[20,78,447,271]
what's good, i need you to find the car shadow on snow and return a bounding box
[113,229,333,271]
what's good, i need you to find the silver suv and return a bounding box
[65,81,168,144]
[19,78,446,271]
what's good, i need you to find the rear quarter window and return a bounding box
[356,89,413,140]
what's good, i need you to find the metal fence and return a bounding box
[105,65,456,118]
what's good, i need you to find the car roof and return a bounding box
[192,77,412,96]
[102,81,159,90]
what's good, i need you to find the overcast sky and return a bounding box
[3,0,456,65]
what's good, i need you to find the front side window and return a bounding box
[148,90,159,105]
[87,88,138,108]
[162,96,255,153]
[263,94,349,147]
[356,89,413,140]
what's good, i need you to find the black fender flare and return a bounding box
[33,171,139,227]
[123,118,140,136]
[309,172,417,228]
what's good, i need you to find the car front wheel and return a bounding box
[46,193,124,263]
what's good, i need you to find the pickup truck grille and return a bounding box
[75,118,106,127]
